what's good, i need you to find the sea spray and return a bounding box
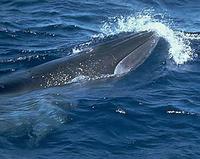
[99,13,197,65]
[72,12,200,64]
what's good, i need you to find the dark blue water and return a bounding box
[0,0,200,158]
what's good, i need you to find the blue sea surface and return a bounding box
[0,0,200,158]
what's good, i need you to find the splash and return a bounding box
[99,13,199,65]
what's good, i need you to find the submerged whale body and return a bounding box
[0,31,159,94]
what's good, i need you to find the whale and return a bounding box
[0,31,159,94]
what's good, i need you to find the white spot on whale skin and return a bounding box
[114,63,130,75]
[114,52,134,75]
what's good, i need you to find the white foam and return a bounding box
[72,48,82,54]
[98,13,199,65]
[183,32,200,40]
[72,41,93,54]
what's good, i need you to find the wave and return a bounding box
[94,11,200,65]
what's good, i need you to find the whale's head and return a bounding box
[94,31,159,75]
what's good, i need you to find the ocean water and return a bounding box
[0,0,200,158]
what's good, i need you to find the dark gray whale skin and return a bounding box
[0,31,159,94]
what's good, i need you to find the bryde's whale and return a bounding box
[0,31,159,94]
